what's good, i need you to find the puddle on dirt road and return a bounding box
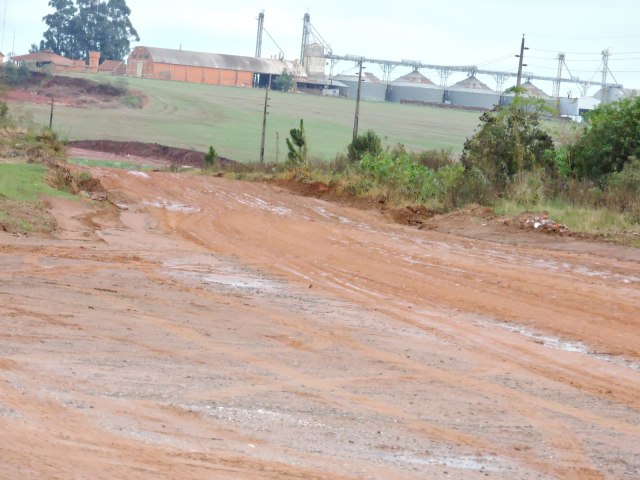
[142,200,200,213]
[481,318,640,372]
[127,171,150,179]
[163,258,280,294]
[384,452,507,472]
[215,191,294,217]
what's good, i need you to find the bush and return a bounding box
[348,129,382,162]
[461,92,556,188]
[605,157,640,220]
[412,148,455,171]
[570,97,640,179]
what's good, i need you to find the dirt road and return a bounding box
[1,166,639,479]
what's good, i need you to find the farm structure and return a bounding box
[126,46,298,88]
[12,50,101,74]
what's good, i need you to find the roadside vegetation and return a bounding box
[1,65,638,245]
[0,86,88,234]
[207,89,639,245]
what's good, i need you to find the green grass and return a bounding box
[8,73,482,163]
[67,157,154,170]
[0,162,74,234]
[0,163,74,200]
[495,198,639,240]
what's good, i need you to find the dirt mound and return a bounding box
[6,72,146,109]
[68,140,239,169]
[42,76,121,97]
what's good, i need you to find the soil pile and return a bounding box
[68,140,238,168]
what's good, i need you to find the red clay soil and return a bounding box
[1,160,639,479]
[68,140,238,169]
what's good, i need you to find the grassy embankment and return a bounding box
[0,162,73,234]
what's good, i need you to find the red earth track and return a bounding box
[1,162,639,479]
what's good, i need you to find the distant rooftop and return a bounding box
[12,51,76,67]
[393,71,435,85]
[450,75,492,91]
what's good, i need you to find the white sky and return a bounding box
[4,0,640,95]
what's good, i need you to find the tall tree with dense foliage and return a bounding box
[37,0,139,61]
[461,89,555,188]
[570,96,640,179]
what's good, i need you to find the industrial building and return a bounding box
[387,71,444,104]
[125,46,299,88]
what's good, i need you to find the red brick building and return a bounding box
[126,46,293,88]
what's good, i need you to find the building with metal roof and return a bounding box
[126,46,298,88]
[387,70,443,104]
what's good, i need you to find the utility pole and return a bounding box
[49,95,55,130]
[515,34,528,88]
[353,58,363,141]
[259,75,272,168]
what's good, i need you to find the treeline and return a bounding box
[32,0,139,62]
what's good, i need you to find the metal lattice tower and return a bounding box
[601,49,610,103]
[300,13,311,64]
[554,53,565,114]
[255,11,264,58]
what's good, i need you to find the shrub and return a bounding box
[412,148,455,171]
[605,157,640,220]
[461,91,556,188]
[348,129,382,162]
[570,97,640,179]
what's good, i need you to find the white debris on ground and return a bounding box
[510,213,569,233]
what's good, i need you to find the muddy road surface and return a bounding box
[1,167,639,479]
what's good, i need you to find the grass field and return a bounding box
[9,74,483,163]
[0,163,72,201]
[0,162,73,234]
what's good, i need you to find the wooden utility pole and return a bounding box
[259,75,272,167]
[516,35,528,88]
[49,95,55,130]
[352,58,364,141]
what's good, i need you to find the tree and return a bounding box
[348,129,382,162]
[273,70,294,92]
[571,96,640,179]
[286,119,307,167]
[461,88,555,188]
[37,0,139,61]
[204,146,218,168]
[40,0,78,57]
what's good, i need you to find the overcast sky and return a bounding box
[4,0,640,95]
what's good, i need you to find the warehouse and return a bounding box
[126,46,296,88]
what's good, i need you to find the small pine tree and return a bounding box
[204,146,218,168]
[285,119,307,167]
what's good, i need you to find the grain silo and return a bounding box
[332,72,387,102]
[446,75,500,109]
[387,71,444,104]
